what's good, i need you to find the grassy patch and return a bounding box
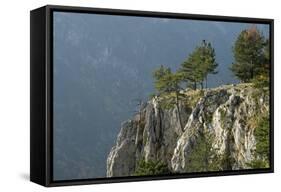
[183,89,204,109]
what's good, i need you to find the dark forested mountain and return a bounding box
[53,12,269,180]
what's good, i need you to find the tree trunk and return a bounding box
[205,76,208,89]
[175,92,184,132]
[250,60,254,79]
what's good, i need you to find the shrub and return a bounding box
[134,159,171,176]
[247,114,270,168]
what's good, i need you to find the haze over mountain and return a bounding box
[53,11,269,180]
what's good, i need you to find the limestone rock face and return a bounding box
[106,84,269,177]
[106,120,138,177]
[106,98,190,177]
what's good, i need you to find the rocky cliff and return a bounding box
[106,83,269,177]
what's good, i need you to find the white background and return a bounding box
[0,0,279,191]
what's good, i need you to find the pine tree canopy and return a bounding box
[179,40,218,89]
[153,65,182,94]
[231,25,268,82]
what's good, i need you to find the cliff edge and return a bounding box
[106,83,269,177]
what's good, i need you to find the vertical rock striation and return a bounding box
[106,84,269,177]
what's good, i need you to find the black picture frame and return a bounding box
[30,5,274,187]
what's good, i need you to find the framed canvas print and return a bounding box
[30,5,274,187]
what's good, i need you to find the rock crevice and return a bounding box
[106,84,269,177]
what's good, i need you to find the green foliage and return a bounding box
[255,115,270,157]
[185,134,211,172]
[248,114,270,168]
[248,159,268,168]
[183,90,204,109]
[152,66,184,131]
[179,40,218,89]
[220,131,236,170]
[219,150,236,170]
[179,51,204,90]
[157,92,179,109]
[185,130,236,172]
[220,108,227,120]
[152,41,217,131]
[185,131,222,172]
[231,26,269,82]
[263,39,270,64]
[251,74,270,89]
[134,159,171,176]
[153,65,182,94]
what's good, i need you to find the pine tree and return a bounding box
[231,26,266,82]
[153,66,184,131]
[179,49,204,90]
[200,40,218,88]
[179,40,218,89]
[153,65,181,93]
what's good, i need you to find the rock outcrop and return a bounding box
[106,83,269,177]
